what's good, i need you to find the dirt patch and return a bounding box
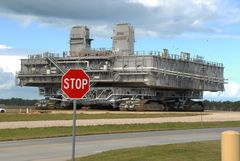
[0,111,239,129]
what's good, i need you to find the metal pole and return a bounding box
[72,99,76,161]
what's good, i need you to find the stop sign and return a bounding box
[61,69,90,99]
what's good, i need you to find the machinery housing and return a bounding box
[16,23,225,111]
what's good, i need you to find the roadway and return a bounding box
[0,127,239,161]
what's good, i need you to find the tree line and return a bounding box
[203,100,240,111]
[0,98,38,106]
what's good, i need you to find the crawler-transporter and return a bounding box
[16,23,225,111]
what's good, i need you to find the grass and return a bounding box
[0,112,202,122]
[0,121,240,141]
[76,141,220,161]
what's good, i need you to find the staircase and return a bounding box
[47,56,65,74]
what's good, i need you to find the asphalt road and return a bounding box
[0,127,240,161]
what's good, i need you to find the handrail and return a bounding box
[47,57,65,74]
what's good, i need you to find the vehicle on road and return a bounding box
[16,23,225,111]
[0,104,6,113]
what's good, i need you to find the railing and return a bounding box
[27,49,223,68]
[28,52,60,59]
[113,66,225,83]
[47,57,65,74]
[134,51,223,67]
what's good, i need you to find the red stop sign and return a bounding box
[61,69,90,99]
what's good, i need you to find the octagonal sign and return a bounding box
[61,69,90,99]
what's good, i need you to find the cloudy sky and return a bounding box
[0,0,240,100]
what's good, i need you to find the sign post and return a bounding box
[61,69,90,161]
[72,99,76,161]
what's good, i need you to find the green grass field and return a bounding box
[76,141,220,161]
[0,112,202,122]
[0,121,239,141]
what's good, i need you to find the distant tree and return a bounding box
[0,98,38,106]
[203,100,240,111]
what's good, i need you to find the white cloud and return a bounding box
[0,0,239,38]
[204,81,240,101]
[0,79,14,90]
[135,28,159,37]
[193,0,217,12]
[0,47,40,75]
[0,55,25,75]
[0,67,40,99]
[0,44,12,50]
[225,82,240,97]
[128,0,161,7]
[0,68,15,90]
[90,25,111,37]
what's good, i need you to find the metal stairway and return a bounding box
[47,56,65,74]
